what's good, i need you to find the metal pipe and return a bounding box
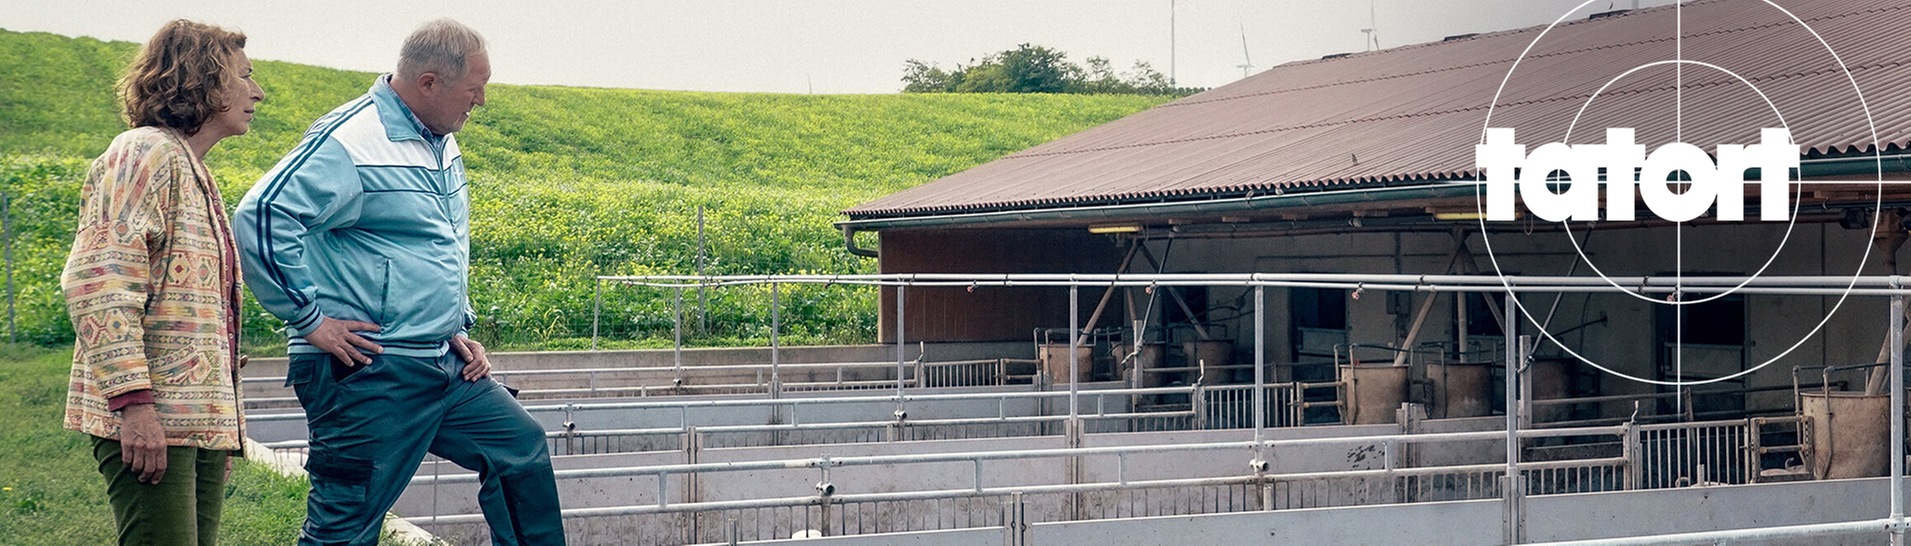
[1505,289,1521,544]
[591,277,600,351]
[1519,335,1533,430]
[1070,284,1080,420]
[1523,519,1894,546]
[1893,292,1905,535]
[603,272,1911,287]
[245,383,1218,422]
[672,288,683,372]
[770,282,781,399]
[233,359,1842,387]
[1254,286,1266,443]
[896,284,906,394]
[410,424,1628,485]
[417,454,1634,525]
[600,272,1911,294]
[265,411,1203,452]
[620,282,1911,298]
[841,225,878,258]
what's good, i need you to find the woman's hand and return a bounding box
[119,403,168,484]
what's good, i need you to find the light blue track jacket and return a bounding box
[236,76,474,357]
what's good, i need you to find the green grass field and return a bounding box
[0,345,309,544]
[1,28,1169,352]
[0,27,1165,542]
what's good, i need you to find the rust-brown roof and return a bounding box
[846,0,1911,221]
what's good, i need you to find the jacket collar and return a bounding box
[370,74,441,144]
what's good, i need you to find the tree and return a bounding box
[994,44,1079,93]
[901,60,957,93]
[902,44,1195,96]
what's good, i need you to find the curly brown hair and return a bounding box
[118,20,247,135]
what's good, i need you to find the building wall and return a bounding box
[1162,221,1887,415]
[877,228,1125,342]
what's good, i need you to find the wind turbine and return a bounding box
[1359,0,1379,52]
[1236,22,1254,78]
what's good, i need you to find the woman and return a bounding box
[61,19,263,546]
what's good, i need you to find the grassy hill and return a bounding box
[0,28,1169,350]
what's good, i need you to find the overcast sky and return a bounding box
[0,0,1678,94]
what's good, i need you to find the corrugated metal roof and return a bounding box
[846,0,1911,221]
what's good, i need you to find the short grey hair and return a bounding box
[396,18,486,82]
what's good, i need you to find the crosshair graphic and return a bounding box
[1471,0,1883,387]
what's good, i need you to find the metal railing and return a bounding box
[256,380,1339,458]
[404,424,1650,543]
[242,272,1911,543]
[242,356,1039,407]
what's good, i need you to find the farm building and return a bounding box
[841,0,1911,423]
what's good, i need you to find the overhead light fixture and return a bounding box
[1088,223,1143,234]
[1432,211,1515,221]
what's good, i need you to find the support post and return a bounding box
[1503,290,1522,544]
[1078,241,1141,345]
[1253,284,1273,506]
[1519,335,1534,430]
[1069,284,1081,420]
[591,277,601,350]
[1135,245,1211,339]
[1456,283,1469,362]
[696,205,706,335]
[1004,491,1028,546]
[771,282,782,400]
[897,284,908,423]
[1393,235,1471,367]
[1892,292,1905,545]
[1254,286,1267,439]
[1623,421,1640,490]
[672,287,683,384]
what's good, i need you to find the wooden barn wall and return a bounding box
[877,228,1125,342]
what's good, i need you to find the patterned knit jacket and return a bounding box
[63,127,245,451]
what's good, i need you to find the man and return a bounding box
[235,19,565,545]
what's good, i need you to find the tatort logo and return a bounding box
[1475,127,1799,223]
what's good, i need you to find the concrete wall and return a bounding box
[1025,499,1505,546]
[1007,478,1893,546]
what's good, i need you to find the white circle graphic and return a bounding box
[1556,59,1799,306]
[1472,0,1884,387]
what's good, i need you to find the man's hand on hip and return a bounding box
[452,335,490,381]
[308,317,383,366]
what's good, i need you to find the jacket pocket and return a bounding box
[329,357,371,384]
[284,354,321,387]
[150,348,211,386]
[306,451,373,485]
[305,451,372,510]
